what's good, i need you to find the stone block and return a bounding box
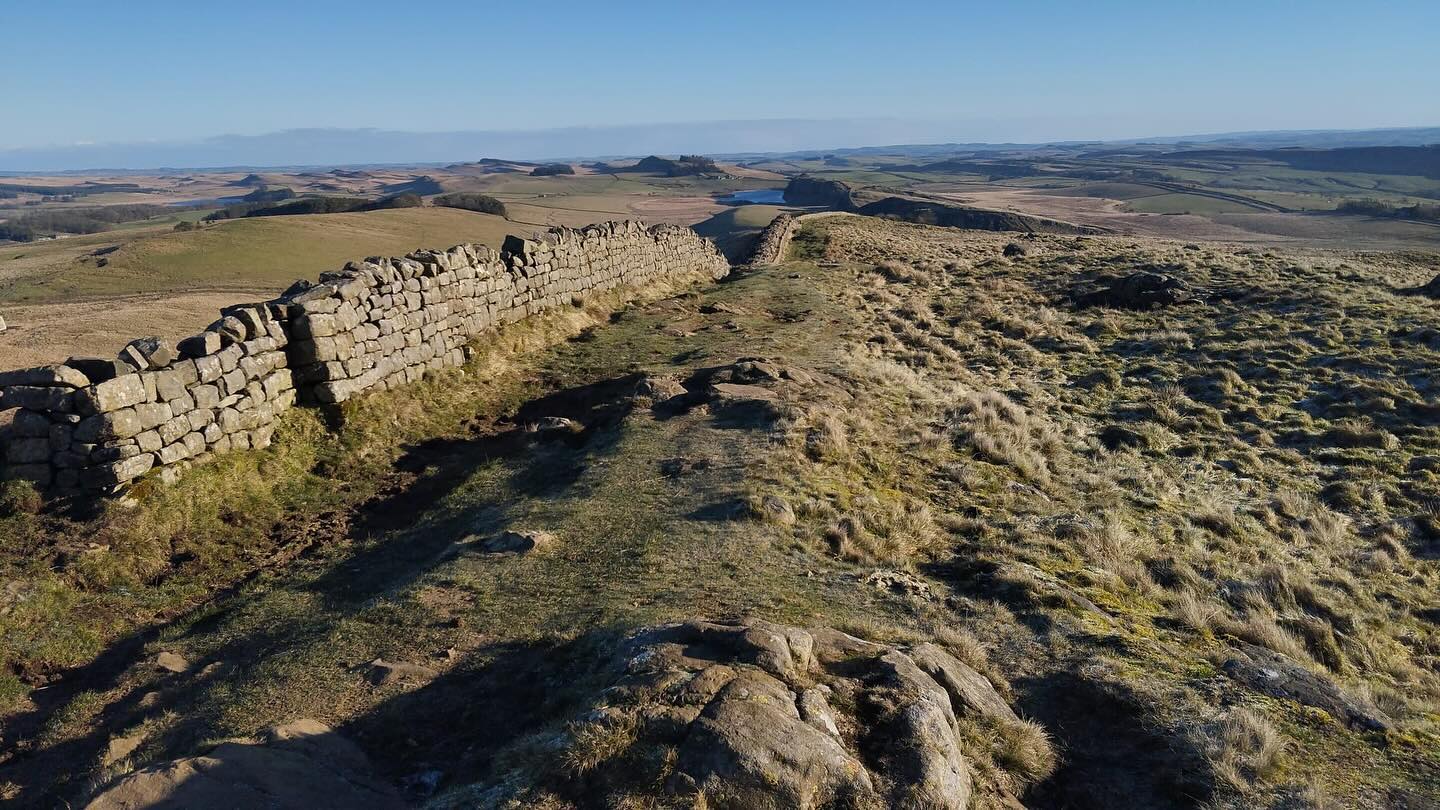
[0,364,91,389]
[135,402,173,431]
[208,316,247,345]
[178,332,223,358]
[74,408,144,442]
[194,355,224,384]
[48,424,73,452]
[135,430,162,453]
[121,337,175,370]
[154,368,187,402]
[5,463,52,487]
[83,453,154,488]
[3,386,74,412]
[11,410,51,437]
[79,374,147,414]
[6,437,51,464]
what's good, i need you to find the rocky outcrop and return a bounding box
[1221,643,1391,731]
[1399,272,1440,298]
[1075,270,1194,309]
[857,196,1104,235]
[84,719,405,810]
[488,618,1037,809]
[0,221,729,494]
[784,176,857,210]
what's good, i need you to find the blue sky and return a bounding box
[2,0,1437,152]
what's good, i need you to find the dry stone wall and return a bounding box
[0,221,727,493]
[747,213,797,266]
[284,220,727,404]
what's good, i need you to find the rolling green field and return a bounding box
[1122,192,1259,215]
[0,207,517,305]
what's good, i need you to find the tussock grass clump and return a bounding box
[874,259,931,285]
[0,479,42,517]
[949,390,1061,483]
[994,717,1058,784]
[1208,706,1287,788]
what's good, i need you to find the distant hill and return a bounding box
[1154,145,1440,179]
[379,175,445,195]
[783,176,856,209]
[857,196,1104,234]
[625,155,720,177]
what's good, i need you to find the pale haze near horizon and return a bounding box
[3,0,1437,168]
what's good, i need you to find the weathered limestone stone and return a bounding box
[79,374,147,414]
[81,452,154,488]
[67,356,130,384]
[74,408,144,442]
[178,331,223,358]
[11,410,52,437]
[194,354,223,383]
[5,464,52,487]
[83,719,406,810]
[134,402,173,431]
[121,337,175,370]
[221,305,266,339]
[6,437,51,464]
[153,368,188,402]
[209,316,248,345]
[0,364,91,389]
[3,386,74,412]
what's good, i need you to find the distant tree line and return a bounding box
[0,182,146,197]
[204,193,422,221]
[1337,198,1440,223]
[431,193,507,217]
[530,163,575,176]
[0,204,170,242]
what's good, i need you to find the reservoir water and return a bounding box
[718,188,786,205]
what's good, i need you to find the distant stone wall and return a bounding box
[0,221,727,493]
[747,214,797,266]
[284,220,727,404]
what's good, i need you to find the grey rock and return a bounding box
[154,651,190,673]
[2,386,74,412]
[1221,642,1390,731]
[83,719,406,810]
[121,337,175,370]
[672,671,875,809]
[79,374,147,414]
[366,659,438,687]
[482,529,556,554]
[0,364,91,389]
[67,356,129,384]
[909,643,1018,724]
[178,331,223,358]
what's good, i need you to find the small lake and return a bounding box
[167,195,246,208]
[718,188,786,205]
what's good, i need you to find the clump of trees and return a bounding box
[204,193,424,222]
[432,193,508,217]
[0,204,170,242]
[1336,198,1440,223]
[530,163,576,176]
